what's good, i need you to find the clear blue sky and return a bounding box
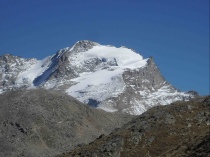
[0,0,209,95]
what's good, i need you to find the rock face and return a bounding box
[0,54,38,91]
[0,89,133,157]
[58,96,210,157]
[0,40,198,115]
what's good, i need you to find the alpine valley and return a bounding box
[0,40,198,115]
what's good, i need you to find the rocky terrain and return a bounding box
[0,40,198,115]
[59,96,210,157]
[0,89,134,157]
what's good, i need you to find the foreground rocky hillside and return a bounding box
[59,96,210,157]
[0,40,198,115]
[0,89,133,157]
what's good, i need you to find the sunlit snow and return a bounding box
[66,45,148,111]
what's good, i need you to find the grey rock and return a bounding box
[59,96,210,157]
[0,89,133,157]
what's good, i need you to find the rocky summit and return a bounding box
[0,40,198,114]
[0,89,133,157]
[58,96,210,157]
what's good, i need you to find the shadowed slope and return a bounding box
[59,96,210,157]
[0,89,133,157]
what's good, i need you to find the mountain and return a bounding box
[0,40,198,115]
[0,89,133,157]
[58,96,210,157]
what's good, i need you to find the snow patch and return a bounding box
[66,69,125,106]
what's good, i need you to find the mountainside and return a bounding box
[58,96,210,157]
[0,89,133,157]
[0,40,198,115]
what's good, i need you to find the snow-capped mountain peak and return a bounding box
[70,40,100,53]
[0,40,198,115]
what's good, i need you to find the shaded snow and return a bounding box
[16,56,51,86]
[125,84,191,115]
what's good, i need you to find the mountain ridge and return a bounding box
[58,96,210,157]
[0,89,133,157]
[0,40,198,115]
